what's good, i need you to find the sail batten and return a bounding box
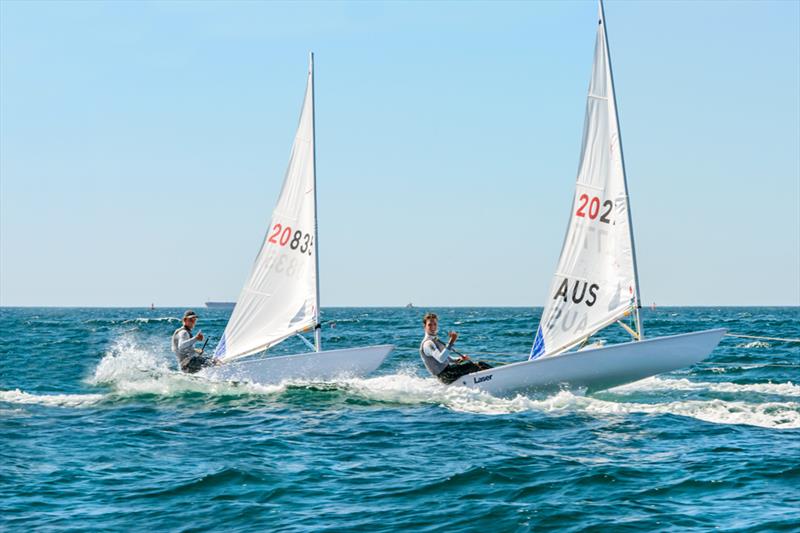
[215,57,319,363]
[530,1,639,360]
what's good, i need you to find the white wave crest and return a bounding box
[574,394,799,429]
[121,316,181,325]
[337,371,558,415]
[325,373,800,428]
[609,377,800,397]
[0,389,104,407]
[736,341,771,349]
[72,337,800,429]
[639,399,800,429]
[88,336,286,397]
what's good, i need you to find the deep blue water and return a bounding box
[1,306,799,531]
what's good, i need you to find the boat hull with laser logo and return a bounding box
[451,329,725,397]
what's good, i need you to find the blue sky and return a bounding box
[1,0,798,307]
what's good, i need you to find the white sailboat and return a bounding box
[202,53,394,385]
[455,2,724,396]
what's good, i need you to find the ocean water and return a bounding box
[1,306,798,531]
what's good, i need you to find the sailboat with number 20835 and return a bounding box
[202,53,394,385]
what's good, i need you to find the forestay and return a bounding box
[215,61,318,362]
[531,4,640,360]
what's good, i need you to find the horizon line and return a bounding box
[1,304,798,309]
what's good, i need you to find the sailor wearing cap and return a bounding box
[171,310,213,373]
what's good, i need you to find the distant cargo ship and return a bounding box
[205,301,236,309]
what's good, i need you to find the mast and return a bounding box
[598,0,643,339]
[310,51,322,352]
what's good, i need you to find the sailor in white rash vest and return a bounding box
[419,312,491,384]
[171,310,215,373]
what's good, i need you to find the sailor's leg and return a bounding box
[437,362,483,384]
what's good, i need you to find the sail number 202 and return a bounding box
[267,223,313,255]
[576,194,612,223]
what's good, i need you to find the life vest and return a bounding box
[171,325,192,354]
[419,335,450,376]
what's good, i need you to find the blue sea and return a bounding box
[1,306,798,531]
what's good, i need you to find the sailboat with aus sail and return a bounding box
[455,1,725,396]
[202,53,394,385]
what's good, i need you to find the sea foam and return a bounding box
[0,389,104,407]
[323,373,800,429]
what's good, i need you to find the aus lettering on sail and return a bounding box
[541,278,599,337]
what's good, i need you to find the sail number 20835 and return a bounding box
[267,223,314,255]
[575,194,612,223]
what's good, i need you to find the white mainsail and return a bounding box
[531,2,641,360]
[215,56,319,362]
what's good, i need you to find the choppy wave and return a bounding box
[121,316,182,325]
[0,389,104,407]
[83,316,181,325]
[736,340,771,349]
[88,337,285,397]
[6,374,796,429]
[334,374,800,429]
[610,376,800,397]
[4,336,797,431]
[4,306,798,531]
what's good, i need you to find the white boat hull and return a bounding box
[200,344,395,385]
[452,329,726,397]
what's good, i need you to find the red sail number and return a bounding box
[576,194,613,224]
[268,223,314,256]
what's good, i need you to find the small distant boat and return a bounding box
[454,1,724,396]
[205,301,236,309]
[202,53,394,385]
